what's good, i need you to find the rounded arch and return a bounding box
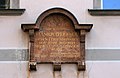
[36,8,79,27]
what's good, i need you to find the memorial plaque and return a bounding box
[34,14,81,62]
[21,8,93,71]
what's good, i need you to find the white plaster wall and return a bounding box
[0,16,28,49]
[86,61,120,78]
[0,0,120,78]
[86,14,120,49]
[0,61,120,78]
[0,61,28,78]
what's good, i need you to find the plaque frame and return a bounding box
[21,8,93,71]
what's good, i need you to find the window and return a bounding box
[89,0,120,16]
[103,0,120,9]
[94,0,120,9]
[0,0,9,9]
[0,0,25,16]
[0,0,19,9]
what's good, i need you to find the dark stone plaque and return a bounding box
[34,14,81,62]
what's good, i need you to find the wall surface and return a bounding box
[0,0,120,78]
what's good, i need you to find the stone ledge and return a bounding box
[0,9,25,16]
[88,9,120,16]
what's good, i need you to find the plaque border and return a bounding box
[21,8,93,71]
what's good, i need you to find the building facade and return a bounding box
[0,0,120,78]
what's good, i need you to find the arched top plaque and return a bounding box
[35,13,80,63]
[36,8,79,27]
[21,8,93,71]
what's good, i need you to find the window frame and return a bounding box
[88,0,120,16]
[10,0,19,9]
[93,0,103,9]
[0,0,25,16]
[0,0,19,9]
[0,0,10,9]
